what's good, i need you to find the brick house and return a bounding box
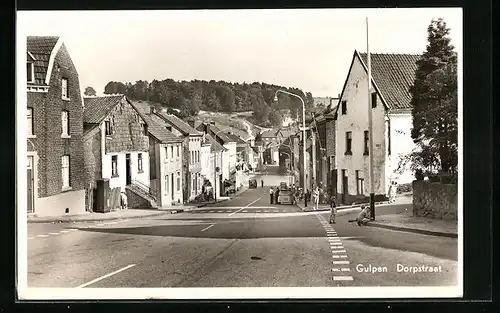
[151,112,203,202]
[335,50,420,204]
[83,95,150,209]
[26,36,86,217]
[142,115,184,207]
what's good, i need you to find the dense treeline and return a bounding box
[102,79,314,127]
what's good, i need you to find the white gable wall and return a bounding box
[336,55,387,200]
[386,112,416,186]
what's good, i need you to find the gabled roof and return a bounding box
[358,52,420,110]
[27,36,61,85]
[207,124,236,144]
[205,134,227,153]
[83,95,148,127]
[142,115,183,144]
[155,112,202,137]
[226,132,247,145]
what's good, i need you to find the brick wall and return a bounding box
[28,43,85,198]
[413,181,457,220]
[326,118,336,159]
[105,98,149,154]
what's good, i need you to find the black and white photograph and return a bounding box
[16,8,462,299]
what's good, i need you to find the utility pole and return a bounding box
[311,127,316,188]
[367,17,375,220]
[214,152,217,202]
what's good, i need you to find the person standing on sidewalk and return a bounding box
[261,179,264,188]
[269,187,274,204]
[312,186,320,210]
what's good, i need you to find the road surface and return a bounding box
[27,167,458,288]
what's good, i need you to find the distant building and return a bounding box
[26,36,86,217]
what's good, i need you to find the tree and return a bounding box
[104,81,126,95]
[84,86,96,96]
[409,18,458,178]
[268,110,283,127]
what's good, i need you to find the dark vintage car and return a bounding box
[277,181,294,204]
[249,179,257,189]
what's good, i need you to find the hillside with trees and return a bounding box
[101,79,315,127]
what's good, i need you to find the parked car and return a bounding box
[249,179,257,189]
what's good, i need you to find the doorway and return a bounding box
[27,156,34,213]
[126,154,131,185]
[171,174,174,200]
[342,169,348,204]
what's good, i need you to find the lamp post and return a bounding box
[366,17,375,220]
[274,90,307,195]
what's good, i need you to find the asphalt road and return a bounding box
[27,169,458,289]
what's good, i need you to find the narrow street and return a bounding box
[28,167,457,288]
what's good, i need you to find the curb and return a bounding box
[27,210,169,224]
[366,222,458,238]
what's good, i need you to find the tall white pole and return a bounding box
[302,99,307,194]
[367,17,375,220]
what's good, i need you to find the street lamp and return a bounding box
[274,90,307,195]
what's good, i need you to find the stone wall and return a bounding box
[413,180,457,220]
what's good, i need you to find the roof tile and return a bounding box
[83,95,124,124]
[142,115,183,144]
[155,112,202,136]
[27,36,59,85]
[359,52,421,110]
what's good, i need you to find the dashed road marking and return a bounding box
[333,276,354,281]
[49,232,60,235]
[331,250,347,253]
[36,235,48,238]
[332,260,350,265]
[60,230,70,233]
[201,224,215,232]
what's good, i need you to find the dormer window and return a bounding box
[27,62,34,83]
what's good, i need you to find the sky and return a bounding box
[18,8,462,97]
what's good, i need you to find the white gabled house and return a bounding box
[143,115,184,207]
[335,50,420,204]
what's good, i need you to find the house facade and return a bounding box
[261,129,279,165]
[143,115,184,207]
[335,50,420,204]
[151,112,203,202]
[83,95,150,204]
[26,36,86,217]
[200,134,225,198]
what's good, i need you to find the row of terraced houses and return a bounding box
[25,36,254,217]
[260,50,420,205]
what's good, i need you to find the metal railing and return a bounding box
[131,179,158,201]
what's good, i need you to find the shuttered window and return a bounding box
[62,155,70,189]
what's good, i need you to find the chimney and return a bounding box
[186,117,196,129]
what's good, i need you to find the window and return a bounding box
[61,110,69,137]
[191,151,194,164]
[176,145,179,157]
[165,174,169,193]
[27,108,33,136]
[27,62,34,82]
[177,172,181,191]
[138,153,143,172]
[345,131,352,155]
[61,155,70,189]
[142,124,148,136]
[356,170,364,195]
[341,101,347,115]
[166,126,172,132]
[171,146,174,160]
[105,120,112,136]
[61,78,68,99]
[111,155,118,177]
[364,131,369,155]
[371,92,377,108]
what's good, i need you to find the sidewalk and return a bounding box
[367,211,458,238]
[296,201,389,212]
[27,208,179,224]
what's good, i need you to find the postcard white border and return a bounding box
[16,8,463,300]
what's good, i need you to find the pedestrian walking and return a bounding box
[276,187,280,204]
[329,195,337,224]
[120,191,128,210]
[261,179,264,188]
[304,189,309,207]
[312,186,320,210]
[269,187,274,204]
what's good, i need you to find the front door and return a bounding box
[27,156,34,213]
[126,154,131,185]
[171,174,174,200]
[342,169,348,204]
